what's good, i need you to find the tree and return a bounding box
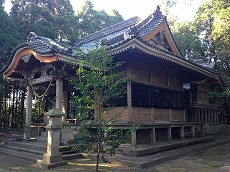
[10,0,78,43]
[173,21,205,59]
[195,0,230,70]
[70,46,129,172]
[76,0,123,37]
[159,0,178,31]
[194,0,230,125]
[0,5,18,64]
[0,3,19,129]
[0,0,5,9]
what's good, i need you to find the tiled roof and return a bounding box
[135,7,165,37]
[72,6,169,54]
[26,32,72,55]
[72,16,141,52]
[0,32,73,74]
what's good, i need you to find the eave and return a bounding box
[107,38,223,86]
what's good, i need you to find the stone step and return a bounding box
[8,140,77,153]
[0,146,43,162]
[0,140,81,163]
[40,131,48,137]
[110,138,230,168]
[3,145,44,155]
[36,136,47,142]
[9,140,47,152]
[0,145,83,163]
[117,136,215,157]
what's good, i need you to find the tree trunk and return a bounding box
[11,86,15,128]
[96,145,100,172]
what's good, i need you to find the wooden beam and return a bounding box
[32,75,52,85]
[32,64,54,73]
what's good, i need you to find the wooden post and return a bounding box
[209,111,212,122]
[211,111,214,122]
[194,110,198,122]
[24,85,32,140]
[151,126,156,144]
[131,125,137,148]
[180,126,185,139]
[215,112,218,122]
[191,125,195,138]
[201,124,205,136]
[127,82,132,122]
[206,110,208,122]
[168,126,172,141]
[169,109,172,122]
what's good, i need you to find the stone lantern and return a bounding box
[36,109,67,169]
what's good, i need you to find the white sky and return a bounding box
[4,0,207,22]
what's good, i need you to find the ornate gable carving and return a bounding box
[143,21,181,56]
[146,30,172,52]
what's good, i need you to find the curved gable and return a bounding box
[142,20,181,56]
[4,47,58,78]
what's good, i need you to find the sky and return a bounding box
[70,0,207,22]
[4,0,207,22]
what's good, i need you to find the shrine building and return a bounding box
[2,7,224,146]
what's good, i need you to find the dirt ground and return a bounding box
[1,129,230,172]
[0,142,230,172]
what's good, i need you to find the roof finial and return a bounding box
[27,32,37,42]
[153,5,162,17]
[157,5,160,11]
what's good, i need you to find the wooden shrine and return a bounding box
[2,7,224,146]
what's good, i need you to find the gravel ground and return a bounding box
[1,129,230,172]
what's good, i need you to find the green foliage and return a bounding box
[0,7,18,64]
[76,0,123,37]
[195,0,230,122]
[0,0,5,9]
[209,89,230,124]
[70,45,129,172]
[10,0,78,43]
[173,21,205,59]
[195,0,230,69]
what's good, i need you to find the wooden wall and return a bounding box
[103,107,128,122]
[128,56,183,91]
[110,53,187,124]
[131,107,185,124]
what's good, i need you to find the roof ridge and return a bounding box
[73,16,140,47]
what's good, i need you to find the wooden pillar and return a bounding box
[211,111,214,122]
[169,109,172,122]
[198,110,202,122]
[56,78,63,110]
[191,125,195,138]
[180,126,185,139]
[201,124,205,136]
[24,85,33,140]
[127,82,132,122]
[201,110,204,122]
[215,112,218,122]
[209,111,212,122]
[131,126,137,148]
[151,126,156,144]
[205,110,208,122]
[168,126,172,141]
[194,110,198,122]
